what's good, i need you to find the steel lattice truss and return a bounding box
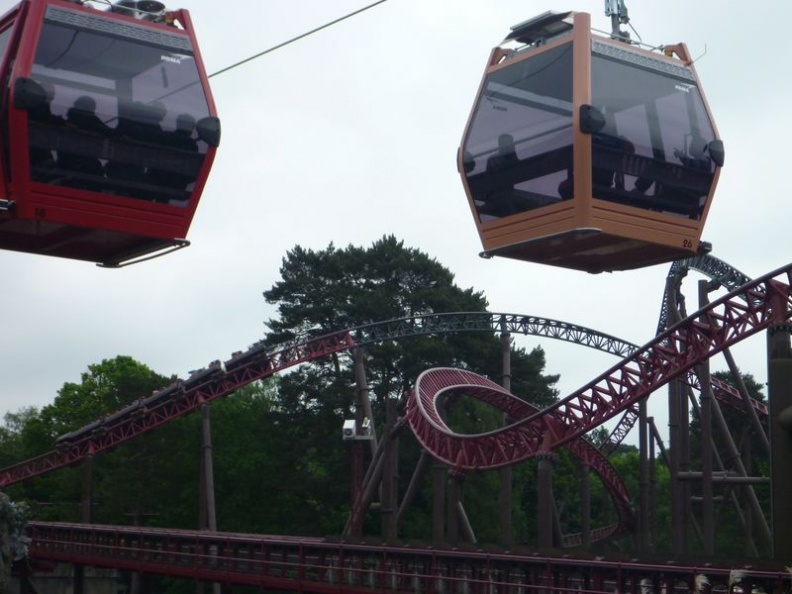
[604,254,757,452]
[599,372,768,455]
[656,254,751,336]
[403,368,633,543]
[0,331,356,486]
[355,313,637,357]
[0,293,772,492]
[407,263,792,472]
[0,313,647,487]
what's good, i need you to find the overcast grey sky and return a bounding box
[0,0,788,445]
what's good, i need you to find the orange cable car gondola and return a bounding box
[0,0,220,266]
[458,10,723,273]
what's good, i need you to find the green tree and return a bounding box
[6,356,173,524]
[263,236,559,541]
[0,408,41,469]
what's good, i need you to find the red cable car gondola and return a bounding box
[0,0,219,266]
[459,11,723,273]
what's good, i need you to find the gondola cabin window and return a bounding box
[588,42,718,221]
[27,5,210,204]
[463,42,574,223]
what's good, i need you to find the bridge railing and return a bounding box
[28,522,792,594]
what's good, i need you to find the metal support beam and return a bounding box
[74,454,94,594]
[199,404,221,594]
[580,462,591,548]
[537,452,556,549]
[676,472,770,484]
[499,321,513,549]
[381,400,398,541]
[638,397,649,552]
[768,325,792,560]
[396,449,429,530]
[446,475,461,547]
[698,280,715,555]
[200,404,218,534]
[648,416,657,553]
[432,462,446,546]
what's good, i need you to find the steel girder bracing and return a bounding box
[603,254,754,453]
[0,299,771,550]
[0,261,779,550]
[657,254,752,336]
[354,313,637,357]
[407,262,792,472]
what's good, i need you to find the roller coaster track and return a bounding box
[601,255,756,452]
[405,262,792,472]
[0,315,642,488]
[404,368,633,545]
[0,312,643,546]
[1,260,778,549]
[25,521,792,594]
[657,254,752,336]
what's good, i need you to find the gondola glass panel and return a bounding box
[459,11,722,273]
[589,41,718,221]
[464,42,573,221]
[28,6,210,203]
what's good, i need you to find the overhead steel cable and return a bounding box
[208,0,389,79]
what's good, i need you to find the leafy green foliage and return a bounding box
[261,236,561,543]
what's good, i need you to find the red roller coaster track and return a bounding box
[406,262,792,470]
[402,368,634,544]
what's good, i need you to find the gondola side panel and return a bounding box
[570,11,593,228]
[459,29,580,256]
[0,1,29,209]
[0,0,220,263]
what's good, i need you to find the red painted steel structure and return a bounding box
[26,522,792,593]
[0,0,220,265]
[0,330,355,486]
[407,263,792,470]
